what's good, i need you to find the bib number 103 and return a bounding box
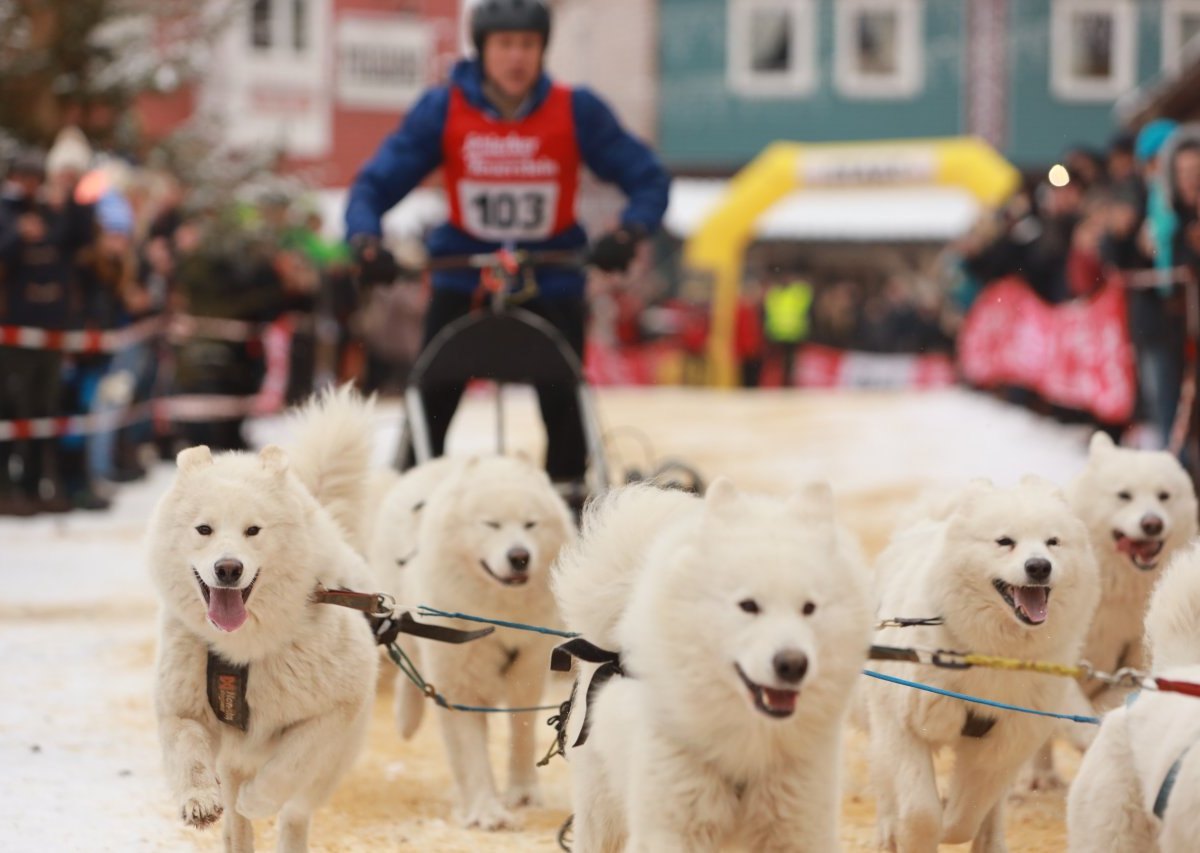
[459,182,558,241]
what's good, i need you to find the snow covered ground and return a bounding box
[0,388,1093,851]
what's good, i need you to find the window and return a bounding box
[727,0,817,97]
[834,0,924,98]
[251,0,273,50]
[292,0,308,52]
[1163,1,1200,73]
[248,0,312,55]
[1050,0,1136,101]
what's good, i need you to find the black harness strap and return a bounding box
[868,644,923,664]
[961,709,997,739]
[376,610,495,646]
[207,650,250,731]
[549,638,625,749]
[310,585,495,646]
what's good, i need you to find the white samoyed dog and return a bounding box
[1024,433,1197,789]
[1070,433,1197,705]
[393,455,575,830]
[368,456,461,602]
[553,478,873,852]
[866,477,1099,852]
[1068,543,1200,852]
[148,387,380,853]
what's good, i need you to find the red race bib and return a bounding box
[442,84,580,242]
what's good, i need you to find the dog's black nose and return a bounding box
[214,558,243,586]
[1141,514,1164,537]
[772,650,809,684]
[507,547,531,572]
[1025,557,1052,583]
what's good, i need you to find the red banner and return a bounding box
[957,277,1136,423]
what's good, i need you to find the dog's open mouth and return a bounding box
[478,559,528,587]
[734,664,798,719]
[193,568,257,632]
[1112,531,1165,571]
[992,579,1050,626]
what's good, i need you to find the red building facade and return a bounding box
[137,0,462,189]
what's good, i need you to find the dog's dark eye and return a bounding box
[413,501,425,513]
[802,601,817,616]
[1159,492,1171,502]
[1046,537,1060,547]
[524,521,537,530]
[739,599,760,614]
[245,526,261,537]
[196,524,212,536]
[484,521,501,530]
[1118,490,1132,501]
[996,536,1015,548]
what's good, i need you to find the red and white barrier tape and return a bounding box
[0,393,284,441]
[0,312,294,354]
[0,315,165,354]
[0,312,294,440]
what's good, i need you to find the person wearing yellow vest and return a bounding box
[763,277,814,387]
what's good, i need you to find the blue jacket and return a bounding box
[345,60,671,299]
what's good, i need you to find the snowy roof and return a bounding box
[665,178,983,243]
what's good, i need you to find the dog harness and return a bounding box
[538,638,625,765]
[1124,690,1192,819]
[206,650,250,731]
[961,710,997,739]
[205,586,494,730]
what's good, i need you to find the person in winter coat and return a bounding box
[0,148,90,514]
[345,0,670,507]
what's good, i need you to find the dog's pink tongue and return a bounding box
[208,588,247,632]
[763,687,798,713]
[1133,540,1164,560]
[1014,586,1049,624]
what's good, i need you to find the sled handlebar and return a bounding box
[425,248,588,273]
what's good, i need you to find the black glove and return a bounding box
[351,237,400,286]
[589,225,646,273]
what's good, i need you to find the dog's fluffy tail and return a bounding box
[552,483,697,649]
[288,384,376,547]
[1146,542,1200,670]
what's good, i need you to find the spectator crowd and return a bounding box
[5,118,1198,516]
[950,119,1200,450]
[0,127,424,517]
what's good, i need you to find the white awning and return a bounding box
[664,178,983,242]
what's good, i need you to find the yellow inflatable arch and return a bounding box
[681,136,1022,387]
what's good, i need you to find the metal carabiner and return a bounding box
[371,592,397,619]
[931,649,972,670]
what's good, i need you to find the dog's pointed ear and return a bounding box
[954,478,993,514]
[1019,473,1059,492]
[176,446,213,473]
[788,481,835,525]
[259,445,289,476]
[1089,432,1116,456]
[704,477,738,512]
